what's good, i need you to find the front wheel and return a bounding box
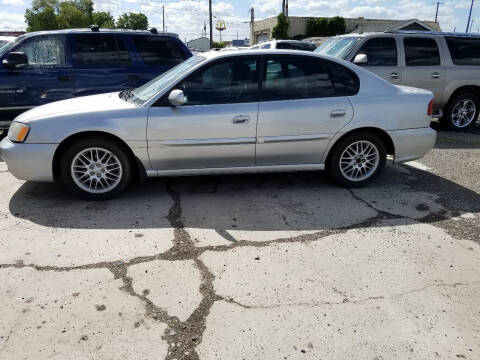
[60,137,132,200]
[441,92,479,131]
[327,133,386,188]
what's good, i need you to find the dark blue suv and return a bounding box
[0,28,192,130]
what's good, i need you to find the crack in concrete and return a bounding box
[221,280,480,310]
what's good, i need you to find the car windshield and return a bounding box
[128,55,206,105]
[315,37,361,59]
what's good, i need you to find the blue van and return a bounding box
[0,28,192,131]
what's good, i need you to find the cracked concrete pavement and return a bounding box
[0,128,479,360]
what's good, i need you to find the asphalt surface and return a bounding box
[0,125,479,360]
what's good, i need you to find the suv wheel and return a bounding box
[60,137,132,200]
[327,132,386,188]
[442,92,479,131]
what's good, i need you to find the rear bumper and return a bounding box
[0,138,57,182]
[387,127,436,164]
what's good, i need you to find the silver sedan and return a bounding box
[0,50,436,199]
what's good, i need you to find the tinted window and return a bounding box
[404,37,440,66]
[446,37,480,66]
[262,56,336,101]
[16,35,66,67]
[262,43,271,49]
[179,58,258,105]
[133,35,186,66]
[276,42,293,50]
[324,61,359,96]
[356,37,397,66]
[75,35,130,66]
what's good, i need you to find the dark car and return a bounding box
[0,28,192,131]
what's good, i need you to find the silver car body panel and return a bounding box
[0,50,436,183]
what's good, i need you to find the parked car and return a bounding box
[0,28,192,133]
[0,36,15,48]
[0,50,436,199]
[316,30,480,130]
[250,39,317,51]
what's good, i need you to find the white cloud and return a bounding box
[0,11,25,29]
[1,0,25,5]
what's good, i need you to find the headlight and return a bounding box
[8,122,30,143]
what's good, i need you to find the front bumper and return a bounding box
[0,137,57,182]
[387,127,436,164]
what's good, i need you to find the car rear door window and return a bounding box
[261,56,336,101]
[75,34,131,66]
[179,57,258,105]
[133,35,186,66]
[324,61,359,96]
[355,37,397,66]
[404,37,440,66]
[445,37,480,66]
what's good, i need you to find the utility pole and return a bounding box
[286,0,288,17]
[250,7,254,46]
[466,0,474,33]
[162,5,165,32]
[282,0,286,15]
[209,0,213,48]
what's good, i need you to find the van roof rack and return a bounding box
[384,30,480,37]
[89,25,99,32]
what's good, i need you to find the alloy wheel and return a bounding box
[70,147,123,194]
[339,140,380,182]
[451,99,477,128]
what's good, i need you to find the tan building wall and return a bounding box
[251,16,441,45]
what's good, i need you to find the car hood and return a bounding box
[15,92,137,123]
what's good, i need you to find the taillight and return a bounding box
[427,99,433,116]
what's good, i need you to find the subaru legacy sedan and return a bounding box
[0,50,436,199]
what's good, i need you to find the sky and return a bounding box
[0,0,479,42]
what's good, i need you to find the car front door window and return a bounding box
[16,36,66,67]
[179,58,258,105]
[355,37,397,66]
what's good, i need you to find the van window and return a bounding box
[445,37,480,66]
[75,34,131,66]
[16,35,66,67]
[261,56,336,101]
[133,36,186,66]
[404,37,440,66]
[355,37,397,66]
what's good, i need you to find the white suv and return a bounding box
[251,39,317,52]
[317,31,480,131]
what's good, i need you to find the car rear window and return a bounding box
[445,36,480,66]
[404,37,440,66]
[133,35,186,66]
[75,34,131,66]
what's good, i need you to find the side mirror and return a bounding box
[168,89,186,106]
[353,53,368,65]
[2,52,28,69]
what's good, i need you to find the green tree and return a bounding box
[92,11,115,28]
[271,13,289,40]
[24,0,59,32]
[306,16,346,37]
[57,1,92,28]
[116,12,148,30]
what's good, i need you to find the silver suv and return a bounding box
[316,31,480,130]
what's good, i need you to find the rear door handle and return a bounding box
[232,115,250,124]
[330,110,347,118]
[431,73,441,79]
[390,72,399,79]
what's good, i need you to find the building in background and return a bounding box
[187,37,210,52]
[251,17,441,44]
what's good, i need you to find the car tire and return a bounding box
[60,137,132,200]
[441,92,479,131]
[327,132,386,188]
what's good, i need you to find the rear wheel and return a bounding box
[441,92,479,131]
[327,132,386,188]
[60,137,132,200]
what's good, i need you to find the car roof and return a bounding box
[17,28,179,40]
[199,49,333,61]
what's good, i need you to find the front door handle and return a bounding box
[390,72,399,79]
[232,115,250,124]
[330,110,347,118]
[431,73,441,79]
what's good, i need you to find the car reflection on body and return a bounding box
[0,50,436,200]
